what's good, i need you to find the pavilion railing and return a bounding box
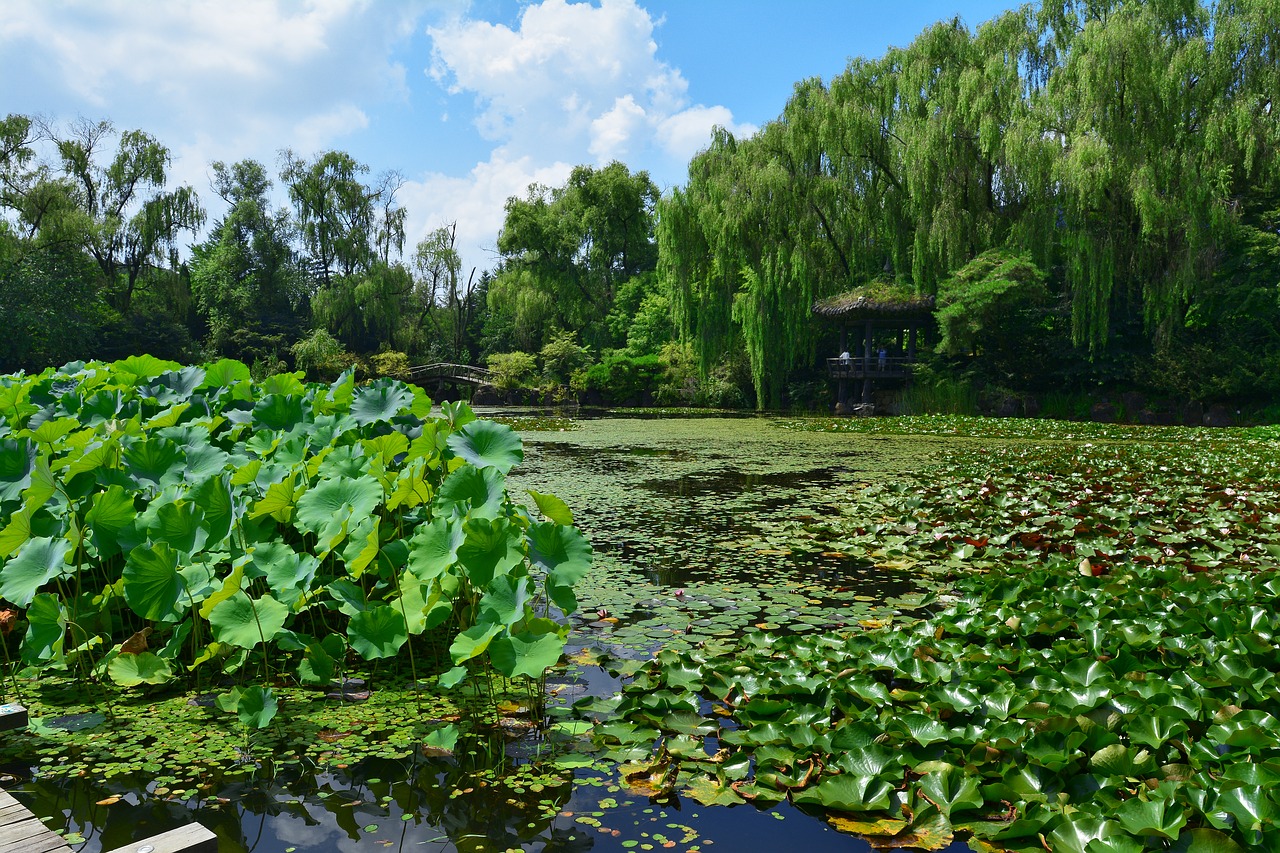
[826,356,915,380]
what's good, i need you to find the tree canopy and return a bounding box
[660,0,1280,407]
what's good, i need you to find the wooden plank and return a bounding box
[0,790,71,853]
[102,822,218,853]
[0,702,28,731]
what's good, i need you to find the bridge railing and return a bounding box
[406,362,496,385]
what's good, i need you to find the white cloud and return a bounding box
[590,95,648,161]
[657,104,751,162]
[399,153,576,275]
[422,0,756,271]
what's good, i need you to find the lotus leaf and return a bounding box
[407,516,466,579]
[436,465,506,519]
[347,605,408,660]
[107,652,174,687]
[792,774,896,812]
[918,767,984,816]
[457,517,523,588]
[20,593,67,664]
[209,591,289,648]
[234,685,278,729]
[447,419,523,474]
[450,623,503,665]
[123,543,211,622]
[294,475,380,539]
[527,522,593,612]
[350,378,415,426]
[489,628,566,678]
[528,489,573,525]
[0,437,36,501]
[0,535,70,607]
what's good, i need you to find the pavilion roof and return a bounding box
[813,281,935,320]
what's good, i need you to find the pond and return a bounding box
[2,413,953,853]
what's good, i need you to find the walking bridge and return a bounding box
[406,362,495,386]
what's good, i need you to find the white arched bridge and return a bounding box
[406,362,496,386]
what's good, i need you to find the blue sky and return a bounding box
[1,0,1020,274]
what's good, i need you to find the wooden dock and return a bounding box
[0,789,217,853]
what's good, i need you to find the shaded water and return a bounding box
[3,414,957,852]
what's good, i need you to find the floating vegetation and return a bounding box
[776,413,1280,443]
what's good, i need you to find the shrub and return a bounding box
[583,352,664,403]
[540,331,589,382]
[371,350,411,379]
[487,351,537,391]
[291,329,355,381]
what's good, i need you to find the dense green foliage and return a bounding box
[0,357,590,727]
[586,421,1280,850]
[660,0,1280,408]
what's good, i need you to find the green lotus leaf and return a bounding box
[1085,835,1146,853]
[683,774,746,807]
[0,437,36,501]
[527,521,593,613]
[85,484,137,559]
[438,665,468,689]
[362,432,409,465]
[1114,797,1187,841]
[114,354,180,382]
[327,578,367,616]
[351,378,416,426]
[107,652,174,687]
[488,628,565,679]
[423,724,459,754]
[480,572,534,627]
[407,517,466,580]
[791,774,896,812]
[1048,814,1124,853]
[199,358,252,389]
[449,623,503,665]
[209,591,289,649]
[1166,828,1247,853]
[348,605,408,660]
[457,517,523,588]
[918,767,984,816]
[835,743,901,778]
[1215,784,1276,834]
[0,506,33,558]
[235,685,278,729]
[192,473,235,547]
[436,464,506,519]
[20,593,67,665]
[25,417,78,447]
[294,475,381,537]
[440,400,476,429]
[252,393,306,432]
[1063,658,1114,687]
[148,500,206,556]
[662,710,715,737]
[0,535,70,607]
[389,574,430,634]
[259,371,306,396]
[123,542,210,622]
[252,541,318,605]
[1128,713,1189,749]
[297,634,345,685]
[893,712,951,747]
[447,419,523,474]
[528,489,573,525]
[123,436,186,493]
[341,515,382,578]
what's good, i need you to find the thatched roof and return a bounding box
[813,282,935,320]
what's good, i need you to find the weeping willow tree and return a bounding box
[661,0,1280,406]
